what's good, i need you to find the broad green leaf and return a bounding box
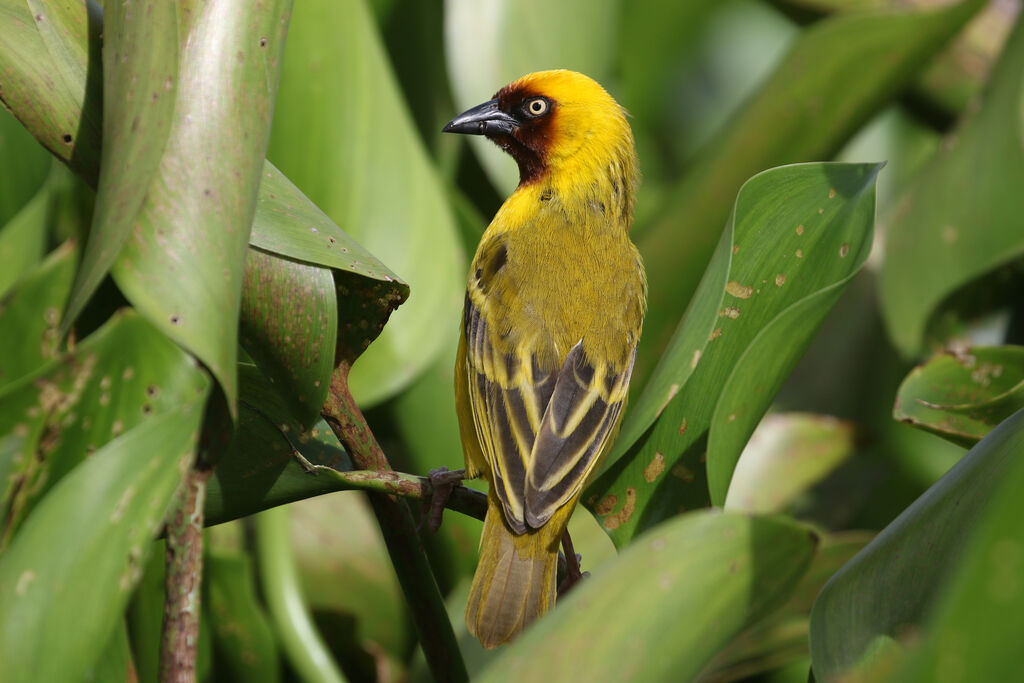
[586,162,880,546]
[0,0,103,179]
[894,345,1024,447]
[0,393,207,683]
[0,181,50,298]
[880,15,1024,356]
[205,363,353,526]
[444,0,620,193]
[101,0,291,415]
[478,511,817,683]
[889,408,1024,682]
[268,0,464,407]
[206,550,280,683]
[0,241,75,389]
[240,249,337,428]
[702,532,871,682]
[725,413,856,514]
[0,311,210,542]
[0,107,50,227]
[808,406,1024,679]
[636,0,983,385]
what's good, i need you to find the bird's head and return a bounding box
[443,70,637,196]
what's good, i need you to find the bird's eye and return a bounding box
[525,98,549,117]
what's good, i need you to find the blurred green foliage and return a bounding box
[0,0,1022,681]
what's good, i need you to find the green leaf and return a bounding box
[0,241,76,389]
[808,407,1024,679]
[894,346,1024,447]
[478,510,817,683]
[0,107,50,227]
[724,413,857,514]
[636,0,983,385]
[888,408,1024,682]
[206,550,281,683]
[268,0,464,407]
[240,249,337,428]
[0,181,51,299]
[0,311,210,542]
[0,0,103,180]
[0,391,207,683]
[586,162,880,546]
[205,363,353,526]
[444,0,620,193]
[880,15,1024,356]
[96,0,291,415]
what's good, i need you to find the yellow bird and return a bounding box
[444,70,646,648]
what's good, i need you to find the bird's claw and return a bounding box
[424,467,466,533]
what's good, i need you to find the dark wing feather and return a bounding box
[524,342,635,528]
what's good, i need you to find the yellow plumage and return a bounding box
[447,69,646,648]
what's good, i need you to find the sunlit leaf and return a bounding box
[0,182,51,299]
[894,345,1024,447]
[880,15,1024,356]
[0,311,210,542]
[444,0,620,193]
[478,511,817,682]
[0,389,207,682]
[636,0,983,384]
[808,407,1024,679]
[586,162,880,546]
[268,0,463,407]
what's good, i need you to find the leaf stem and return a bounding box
[321,362,469,683]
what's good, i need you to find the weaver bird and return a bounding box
[444,70,646,648]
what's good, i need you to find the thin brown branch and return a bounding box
[321,361,468,683]
[160,466,212,683]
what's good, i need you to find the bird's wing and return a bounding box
[463,292,555,534]
[523,342,635,528]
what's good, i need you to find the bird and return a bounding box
[443,69,647,648]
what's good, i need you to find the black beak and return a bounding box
[442,99,518,136]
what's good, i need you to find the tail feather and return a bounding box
[466,496,563,648]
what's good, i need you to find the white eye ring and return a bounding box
[527,98,548,116]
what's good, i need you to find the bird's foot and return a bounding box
[557,528,589,597]
[423,467,466,533]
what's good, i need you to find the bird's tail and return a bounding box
[466,495,568,649]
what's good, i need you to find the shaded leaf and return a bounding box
[894,345,1024,447]
[268,0,463,407]
[0,181,51,298]
[880,14,1024,355]
[444,0,620,193]
[889,408,1024,682]
[206,550,281,683]
[240,249,337,428]
[101,0,291,414]
[635,0,983,386]
[808,406,1024,679]
[478,510,817,683]
[725,413,857,514]
[0,106,50,227]
[0,390,207,682]
[586,162,880,546]
[0,311,210,542]
[0,240,76,389]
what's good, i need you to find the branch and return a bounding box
[321,362,468,683]
[160,466,212,683]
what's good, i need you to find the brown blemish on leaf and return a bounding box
[16,571,35,595]
[655,383,680,418]
[828,187,836,199]
[796,225,804,236]
[720,307,740,319]
[644,452,666,483]
[732,244,739,254]
[727,413,737,422]
[595,494,618,515]
[679,417,688,435]
[775,273,786,287]
[691,349,702,369]
[602,487,637,530]
[818,208,824,215]
[796,249,804,258]
[725,281,753,299]
[942,225,958,244]
[839,243,850,258]
[671,463,695,483]
[709,327,722,341]
[110,485,136,523]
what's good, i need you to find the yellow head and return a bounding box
[444,70,638,223]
